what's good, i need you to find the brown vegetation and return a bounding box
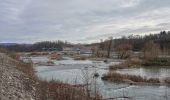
[50,53,62,60]
[74,56,87,60]
[36,80,102,100]
[28,52,49,56]
[109,57,142,70]
[142,58,170,66]
[116,43,132,59]
[143,41,161,59]
[102,72,160,84]
[91,48,108,58]
[165,78,170,85]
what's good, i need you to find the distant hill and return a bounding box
[0,43,18,46]
[0,43,33,46]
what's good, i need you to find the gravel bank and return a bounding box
[0,53,36,100]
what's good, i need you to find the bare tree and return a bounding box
[143,41,161,59]
[116,43,132,59]
[107,37,113,58]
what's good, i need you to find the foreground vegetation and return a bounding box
[36,80,102,100]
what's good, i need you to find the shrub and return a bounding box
[36,80,102,100]
[143,58,170,66]
[74,56,87,60]
[165,78,170,85]
[50,53,62,60]
[28,52,41,56]
[109,58,142,70]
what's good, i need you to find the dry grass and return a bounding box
[165,78,170,85]
[109,57,142,70]
[50,53,62,60]
[109,63,128,70]
[28,52,41,56]
[102,72,160,84]
[74,56,87,60]
[28,52,50,56]
[36,80,102,100]
[142,58,170,66]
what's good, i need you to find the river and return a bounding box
[31,56,170,100]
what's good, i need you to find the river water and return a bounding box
[32,56,170,100]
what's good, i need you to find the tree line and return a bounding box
[0,40,73,52]
[95,31,169,51]
[88,31,170,58]
[1,31,170,54]
[101,31,170,51]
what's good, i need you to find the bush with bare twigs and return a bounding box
[50,53,62,60]
[109,58,142,70]
[165,78,170,85]
[74,56,87,60]
[36,80,102,100]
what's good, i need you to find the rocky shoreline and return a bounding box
[0,53,36,100]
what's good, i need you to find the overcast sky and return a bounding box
[0,0,170,43]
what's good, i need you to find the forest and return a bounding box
[0,40,72,52]
[0,31,170,53]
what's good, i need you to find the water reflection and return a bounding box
[116,67,170,80]
[33,57,170,100]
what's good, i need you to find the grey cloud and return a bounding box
[0,0,170,43]
[157,22,170,27]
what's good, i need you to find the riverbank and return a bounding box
[0,52,102,100]
[0,53,36,100]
